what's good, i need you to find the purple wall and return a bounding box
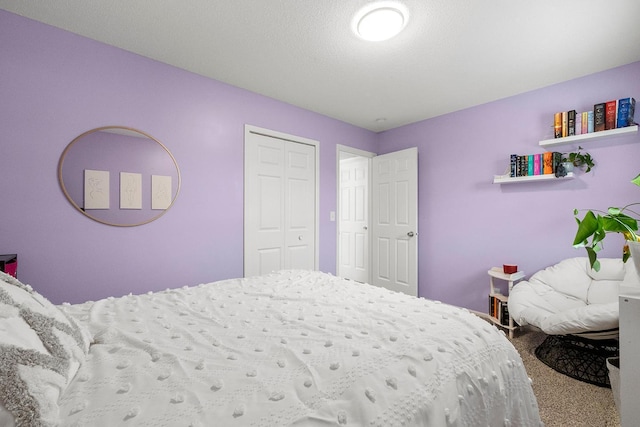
[379,61,640,311]
[0,10,376,304]
[2,9,639,313]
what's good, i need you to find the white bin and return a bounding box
[606,357,620,416]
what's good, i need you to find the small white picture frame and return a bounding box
[84,169,109,209]
[120,172,142,209]
[152,175,172,210]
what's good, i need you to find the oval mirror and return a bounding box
[58,126,181,226]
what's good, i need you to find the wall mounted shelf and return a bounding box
[538,125,638,148]
[493,172,574,184]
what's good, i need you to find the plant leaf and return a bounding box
[632,174,640,187]
[586,247,600,271]
[607,207,621,215]
[573,211,599,245]
[623,244,631,263]
[601,214,638,233]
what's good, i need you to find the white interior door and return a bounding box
[244,126,317,277]
[371,147,418,296]
[338,155,369,283]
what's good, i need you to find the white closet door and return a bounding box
[284,141,316,271]
[245,134,285,276]
[244,127,317,277]
[371,147,418,296]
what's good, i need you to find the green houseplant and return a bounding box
[572,174,640,271]
[563,146,595,173]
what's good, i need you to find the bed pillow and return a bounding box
[0,271,91,426]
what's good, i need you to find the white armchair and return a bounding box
[509,257,640,339]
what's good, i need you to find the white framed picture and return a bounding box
[84,169,109,209]
[152,175,172,210]
[120,172,142,209]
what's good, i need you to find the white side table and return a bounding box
[488,267,525,338]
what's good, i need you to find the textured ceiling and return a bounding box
[2,0,640,132]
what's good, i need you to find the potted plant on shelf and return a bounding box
[555,146,595,177]
[572,174,640,271]
[563,146,595,173]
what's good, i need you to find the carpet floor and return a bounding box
[510,327,620,427]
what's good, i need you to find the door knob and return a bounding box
[363,226,368,230]
[407,231,416,237]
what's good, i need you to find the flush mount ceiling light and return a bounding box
[353,3,408,41]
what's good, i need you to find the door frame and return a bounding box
[244,124,320,275]
[336,144,375,282]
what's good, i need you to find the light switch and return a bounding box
[330,211,336,221]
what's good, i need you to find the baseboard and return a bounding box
[468,308,492,321]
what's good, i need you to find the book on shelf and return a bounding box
[594,102,606,132]
[552,98,636,139]
[488,294,511,326]
[554,112,562,138]
[504,150,578,179]
[518,155,528,177]
[552,152,562,175]
[533,153,541,175]
[605,100,617,130]
[617,97,636,128]
[489,294,494,318]
[567,110,576,136]
[500,300,510,326]
[581,111,589,134]
[509,153,558,177]
[543,152,553,174]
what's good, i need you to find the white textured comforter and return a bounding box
[58,270,541,426]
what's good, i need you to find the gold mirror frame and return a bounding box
[58,126,181,227]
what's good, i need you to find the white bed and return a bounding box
[0,270,542,426]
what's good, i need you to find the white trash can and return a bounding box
[606,357,620,416]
